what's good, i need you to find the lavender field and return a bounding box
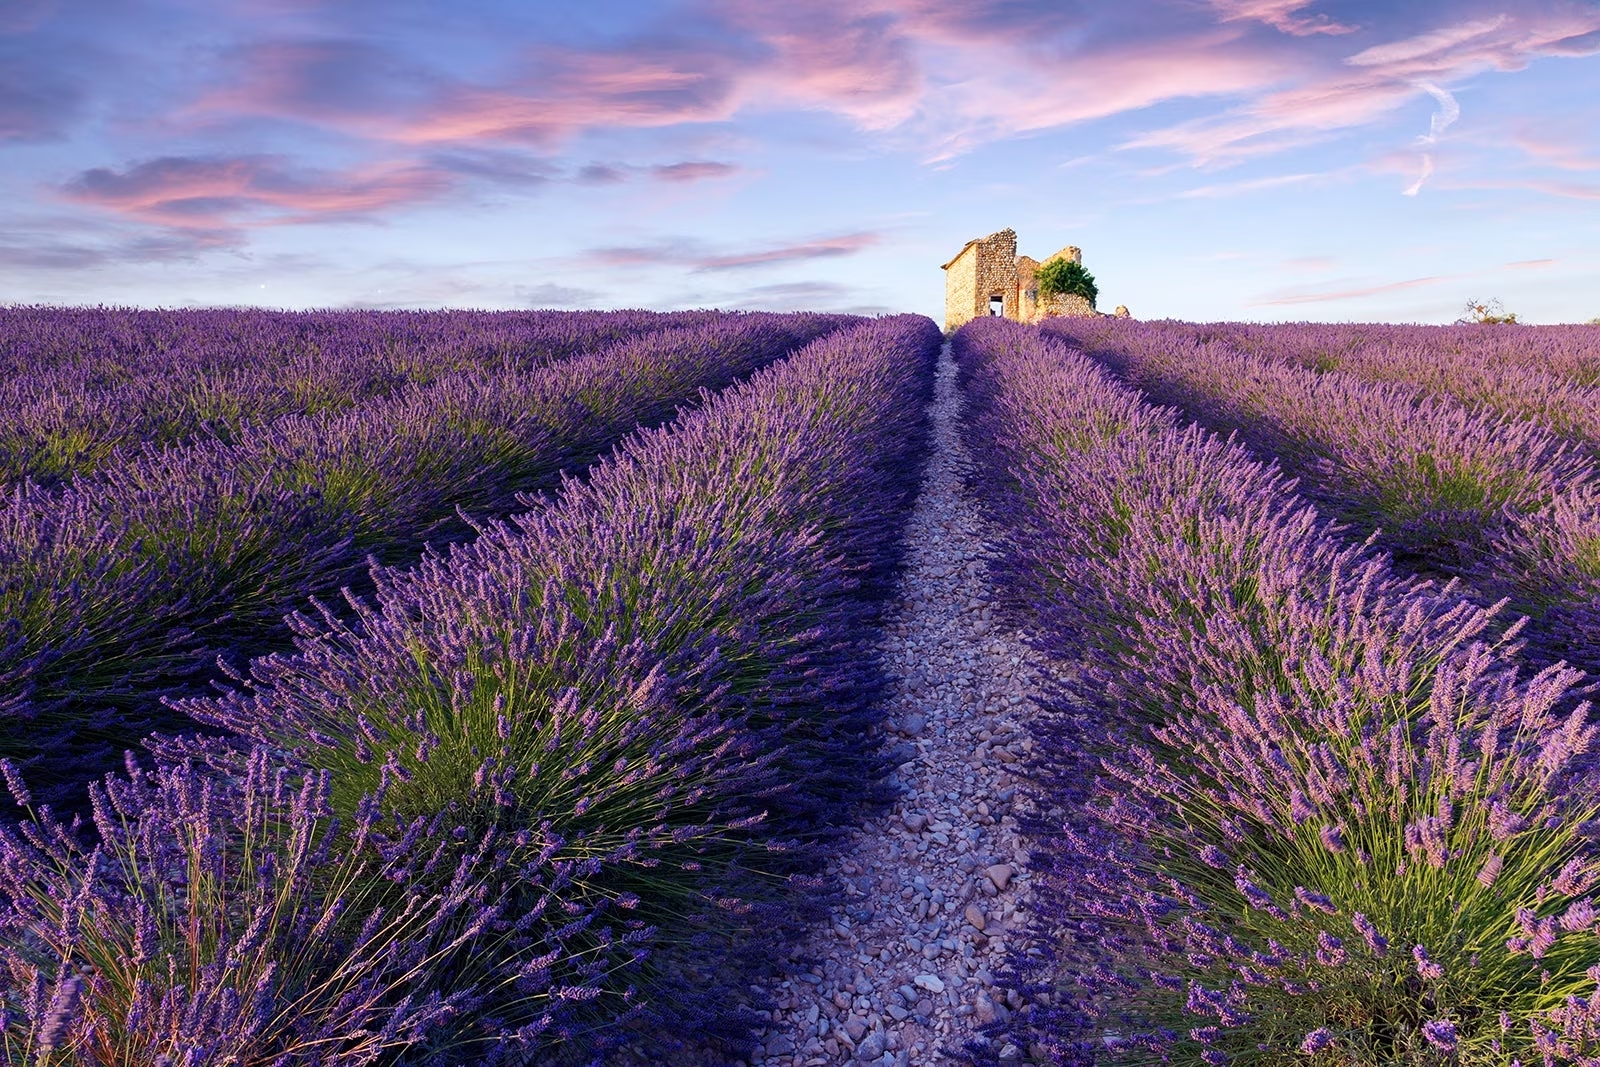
[965,316,1600,1066]
[8,309,1600,1067]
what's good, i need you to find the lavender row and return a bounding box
[0,314,940,1064]
[1043,316,1600,673]
[955,316,1600,1066]
[1,312,851,812]
[1089,318,1600,460]
[1042,316,1593,569]
[0,307,726,486]
[1201,320,1600,390]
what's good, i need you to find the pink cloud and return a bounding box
[588,231,880,272]
[1129,8,1600,165]
[58,154,452,227]
[1205,0,1358,37]
[1513,132,1600,171]
[1251,274,1450,305]
[651,161,740,182]
[120,3,1600,193]
[193,37,749,147]
[1463,177,1600,201]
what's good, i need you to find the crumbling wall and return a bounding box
[1036,293,1096,320]
[942,228,1020,332]
[978,228,1020,323]
[1015,255,1040,323]
[943,244,980,334]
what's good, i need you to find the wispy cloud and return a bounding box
[1251,274,1450,305]
[1446,176,1600,200]
[1204,0,1357,37]
[1402,80,1459,195]
[1512,132,1600,171]
[651,160,740,182]
[587,231,880,272]
[57,154,453,228]
[1177,171,1323,197]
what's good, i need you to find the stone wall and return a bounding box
[1035,292,1096,320]
[980,229,1020,323]
[1015,255,1039,323]
[942,244,979,334]
[941,228,1019,332]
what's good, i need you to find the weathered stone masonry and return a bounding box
[941,228,1118,333]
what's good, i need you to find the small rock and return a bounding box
[843,1018,867,1042]
[964,904,987,932]
[886,742,918,766]
[901,812,927,833]
[901,713,926,737]
[974,994,998,1024]
[856,1033,885,1061]
[767,1034,795,1056]
[986,864,1014,891]
[913,973,945,994]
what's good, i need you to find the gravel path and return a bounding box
[744,342,1050,1067]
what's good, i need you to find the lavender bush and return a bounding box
[0,746,625,1065]
[1,312,851,812]
[164,315,940,1059]
[1041,317,1600,675]
[1176,320,1600,430]
[958,317,1600,1066]
[0,307,727,486]
[1041,317,1594,572]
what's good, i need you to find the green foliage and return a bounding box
[1035,258,1098,308]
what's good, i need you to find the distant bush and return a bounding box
[1036,259,1098,308]
[1458,298,1519,325]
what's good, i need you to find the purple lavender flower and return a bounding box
[1414,944,1446,980]
[1422,1019,1459,1051]
[0,758,30,808]
[1300,1027,1334,1054]
[1295,886,1336,914]
[1316,931,1347,967]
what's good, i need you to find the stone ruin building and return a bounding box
[941,227,1128,333]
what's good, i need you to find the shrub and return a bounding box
[0,748,592,1065]
[1035,259,1098,308]
[1457,298,1519,325]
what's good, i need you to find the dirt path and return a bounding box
[746,342,1050,1066]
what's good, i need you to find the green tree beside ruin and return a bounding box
[1036,258,1098,308]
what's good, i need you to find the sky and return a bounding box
[2,0,1599,323]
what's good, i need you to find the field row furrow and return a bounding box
[743,341,1050,1067]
